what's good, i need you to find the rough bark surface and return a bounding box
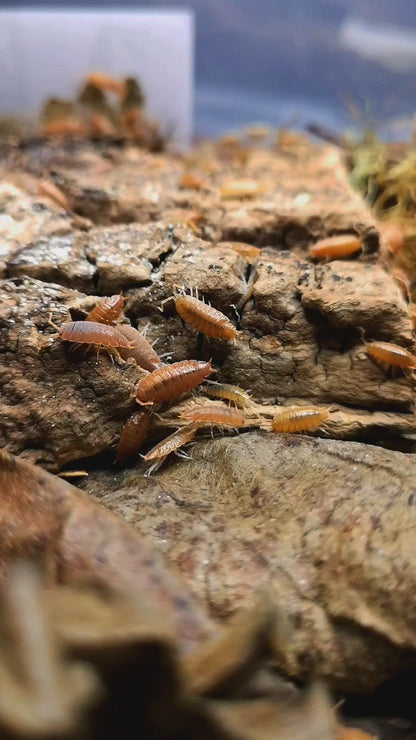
[88,432,416,692]
[1,138,416,694]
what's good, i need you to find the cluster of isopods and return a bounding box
[51,232,416,474]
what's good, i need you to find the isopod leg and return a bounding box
[48,313,61,333]
[144,456,167,477]
[136,398,154,407]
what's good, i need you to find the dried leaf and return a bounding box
[204,683,337,740]
[0,563,100,738]
[0,450,213,652]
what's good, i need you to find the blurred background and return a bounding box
[1,0,416,140]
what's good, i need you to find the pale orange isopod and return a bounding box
[38,180,70,211]
[218,241,261,263]
[87,72,125,96]
[116,410,151,463]
[271,407,330,433]
[309,235,362,260]
[135,359,214,405]
[175,294,239,340]
[179,173,206,190]
[180,404,246,428]
[365,341,416,369]
[379,222,403,255]
[220,180,265,199]
[117,324,162,372]
[143,424,197,461]
[203,382,251,408]
[86,294,125,325]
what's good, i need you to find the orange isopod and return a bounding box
[56,320,133,349]
[379,222,403,255]
[143,424,197,461]
[38,180,70,211]
[218,241,261,263]
[220,180,266,199]
[180,404,246,428]
[116,410,151,463]
[86,294,125,325]
[87,72,125,96]
[88,114,116,137]
[135,360,214,405]
[203,382,251,408]
[244,124,271,140]
[308,235,362,260]
[175,294,239,340]
[40,119,86,138]
[338,727,375,740]
[117,324,162,372]
[391,268,412,303]
[365,341,416,369]
[179,173,206,190]
[271,407,330,433]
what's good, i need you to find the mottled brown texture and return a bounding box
[0,450,211,650]
[2,136,416,699]
[93,432,416,692]
[0,278,141,469]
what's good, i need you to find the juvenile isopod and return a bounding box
[116,410,151,463]
[203,381,251,408]
[175,294,239,340]
[38,180,70,211]
[179,173,206,190]
[379,222,403,255]
[144,424,196,476]
[391,268,412,303]
[117,324,162,372]
[218,241,261,263]
[52,319,133,350]
[220,180,266,199]
[143,424,197,468]
[135,359,214,406]
[86,293,125,325]
[271,407,330,433]
[244,124,271,141]
[365,341,416,369]
[165,208,202,234]
[308,235,362,260]
[87,72,125,96]
[180,404,246,428]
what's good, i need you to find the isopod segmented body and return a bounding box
[116,410,151,463]
[117,324,162,371]
[143,424,197,461]
[203,382,251,408]
[365,341,416,369]
[175,295,239,340]
[180,404,246,428]
[135,359,214,405]
[271,407,330,433]
[220,180,265,199]
[179,173,206,190]
[218,241,261,263]
[57,321,133,349]
[309,235,362,260]
[86,293,125,325]
[87,72,125,96]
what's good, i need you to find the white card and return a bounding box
[0,9,194,148]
